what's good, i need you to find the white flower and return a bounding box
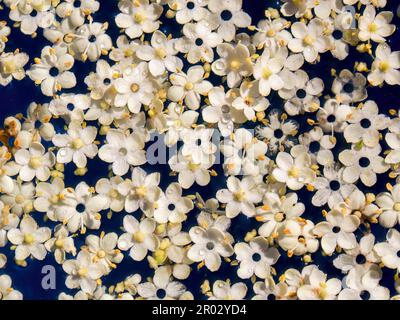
[317,99,352,134]
[368,43,400,86]
[169,152,214,189]
[118,215,159,261]
[188,226,234,271]
[310,165,355,208]
[53,124,98,168]
[7,215,51,261]
[15,142,55,181]
[98,129,146,176]
[95,177,125,212]
[168,66,212,110]
[0,275,22,300]
[339,265,389,300]
[374,229,400,272]
[27,46,76,97]
[115,0,163,39]
[385,117,400,164]
[62,250,104,294]
[9,5,55,35]
[333,234,380,273]
[154,183,194,224]
[314,209,360,255]
[234,237,280,279]
[0,51,29,86]
[181,125,217,164]
[358,6,395,43]
[1,181,35,216]
[277,219,319,256]
[170,0,210,24]
[272,151,316,190]
[136,30,183,77]
[288,18,330,63]
[332,69,367,104]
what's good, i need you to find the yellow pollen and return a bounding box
[55,239,64,248]
[274,212,285,222]
[379,61,390,73]
[72,138,84,149]
[131,83,140,93]
[77,268,88,277]
[184,82,194,90]
[368,23,378,33]
[303,35,315,46]
[262,67,272,79]
[15,194,25,204]
[24,234,35,245]
[2,60,16,74]
[133,231,145,243]
[135,186,147,197]
[230,60,241,70]
[134,13,145,23]
[97,250,106,258]
[288,167,300,178]
[394,203,400,211]
[267,29,276,37]
[29,156,42,169]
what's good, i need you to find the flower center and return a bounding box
[76,203,86,213]
[221,10,232,21]
[168,203,176,211]
[368,23,378,33]
[360,118,371,129]
[134,12,145,23]
[156,289,166,299]
[184,82,194,90]
[55,239,64,248]
[303,35,315,46]
[359,157,370,168]
[288,167,300,178]
[355,254,366,264]
[296,89,307,99]
[29,156,42,169]
[252,253,262,262]
[262,67,272,79]
[155,48,167,59]
[118,147,128,156]
[274,212,286,222]
[77,268,88,277]
[329,180,340,191]
[97,250,106,258]
[394,203,400,211]
[233,190,245,201]
[206,242,215,250]
[133,231,145,243]
[379,61,390,73]
[274,129,283,139]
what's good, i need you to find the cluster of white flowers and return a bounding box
[0,0,400,300]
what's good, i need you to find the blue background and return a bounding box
[0,1,399,299]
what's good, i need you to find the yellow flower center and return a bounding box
[77,268,88,277]
[274,212,285,222]
[135,186,147,197]
[29,156,42,169]
[188,162,200,171]
[109,189,119,199]
[15,194,25,204]
[2,59,16,74]
[303,35,315,46]
[267,29,276,37]
[394,203,400,211]
[133,231,145,243]
[72,138,84,149]
[131,83,140,93]
[24,234,35,245]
